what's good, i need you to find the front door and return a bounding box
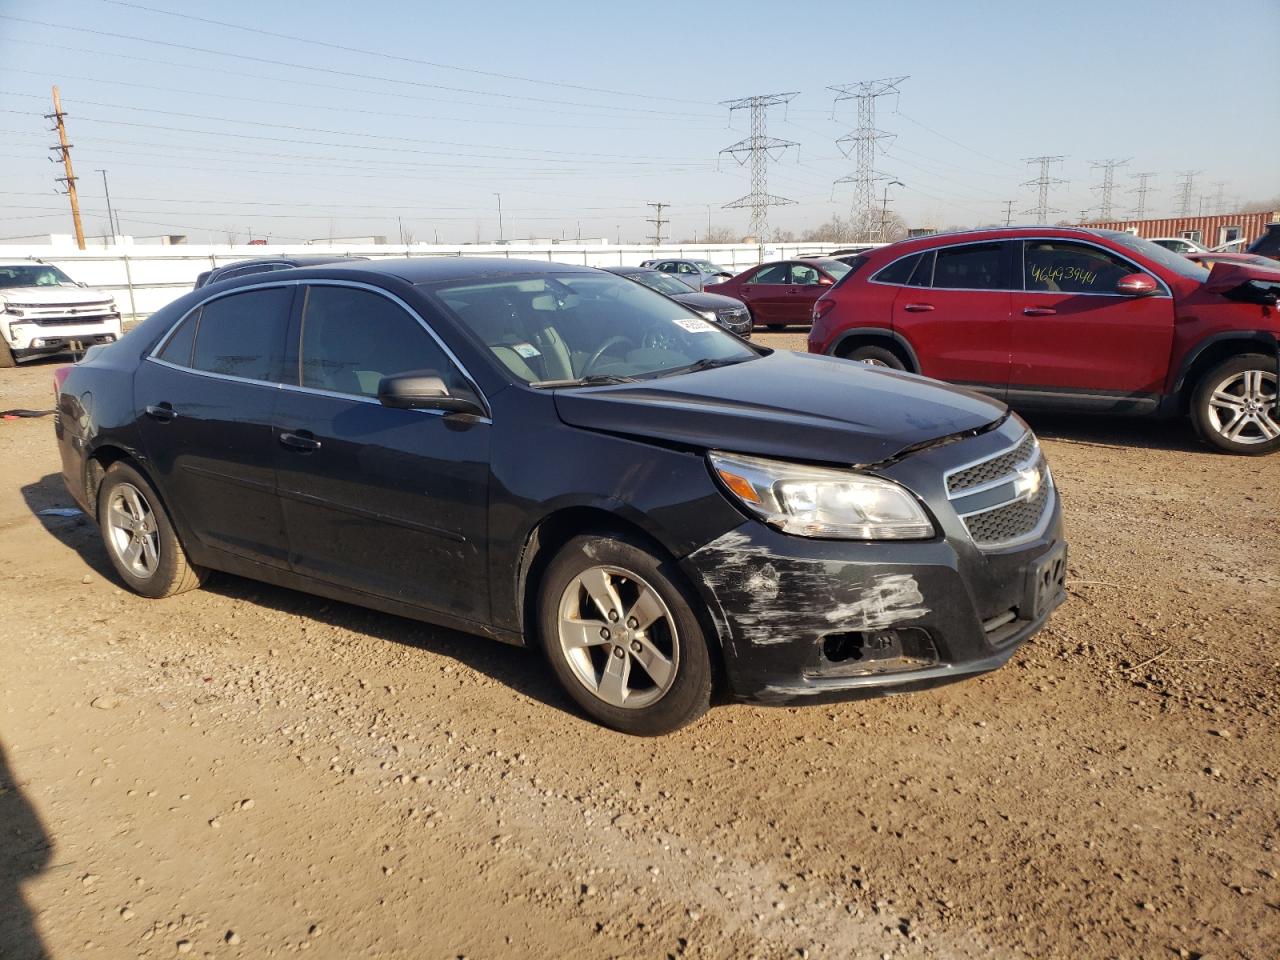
[738,262,792,326]
[273,283,490,620]
[785,262,832,324]
[135,285,294,567]
[891,241,1013,395]
[1010,239,1175,401]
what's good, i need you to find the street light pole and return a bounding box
[880,180,905,240]
[494,192,504,242]
[96,169,117,242]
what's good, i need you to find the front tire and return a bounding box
[537,533,712,735]
[97,462,206,597]
[0,342,14,368]
[1191,354,1279,455]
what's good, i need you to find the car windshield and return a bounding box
[432,272,757,386]
[0,264,75,288]
[628,270,698,297]
[1102,232,1209,282]
[692,261,729,274]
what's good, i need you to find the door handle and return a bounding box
[144,403,177,423]
[1023,307,1057,316]
[278,431,322,452]
[902,303,934,313]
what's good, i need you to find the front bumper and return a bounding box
[5,318,121,356]
[680,419,1067,704]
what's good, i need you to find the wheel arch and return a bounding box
[1171,332,1280,414]
[828,327,920,372]
[83,442,148,520]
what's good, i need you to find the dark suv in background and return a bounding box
[809,227,1280,454]
[1246,222,1280,262]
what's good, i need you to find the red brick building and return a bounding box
[1082,211,1277,249]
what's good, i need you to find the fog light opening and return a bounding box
[822,632,866,663]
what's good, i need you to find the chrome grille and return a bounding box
[946,431,1054,549]
[947,432,1036,494]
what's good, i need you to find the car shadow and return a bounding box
[0,741,52,960]
[19,474,577,721]
[1017,411,1208,454]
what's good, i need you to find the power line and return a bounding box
[1129,172,1157,219]
[719,92,799,243]
[1089,158,1129,220]
[1021,155,1067,223]
[0,15,721,119]
[829,76,907,242]
[890,109,1023,170]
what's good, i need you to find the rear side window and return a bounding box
[299,285,456,398]
[191,287,292,382]
[749,263,790,284]
[156,311,198,366]
[933,243,1004,290]
[873,253,920,285]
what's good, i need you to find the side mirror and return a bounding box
[377,372,484,416]
[1115,273,1158,297]
[818,276,835,286]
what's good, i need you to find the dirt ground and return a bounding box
[2,334,1277,960]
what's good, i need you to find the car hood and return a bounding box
[553,350,1006,466]
[671,291,747,311]
[1202,260,1280,294]
[0,284,112,306]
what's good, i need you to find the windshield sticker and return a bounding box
[512,342,541,359]
[674,318,716,333]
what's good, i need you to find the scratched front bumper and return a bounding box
[680,503,1066,705]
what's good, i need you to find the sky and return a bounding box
[1,0,1277,245]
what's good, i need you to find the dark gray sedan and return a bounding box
[603,266,751,338]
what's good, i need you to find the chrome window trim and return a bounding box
[867,236,1173,299]
[146,278,492,420]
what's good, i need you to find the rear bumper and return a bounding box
[680,506,1066,705]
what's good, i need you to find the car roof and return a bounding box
[857,225,1148,258]
[279,256,604,285]
[601,265,651,275]
[215,254,369,270]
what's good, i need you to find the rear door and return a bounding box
[1009,239,1175,403]
[136,285,294,566]
[891,241,1012,395]
[272,282,491,619]
[737,262,792,326]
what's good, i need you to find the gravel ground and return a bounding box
[1,336,1277,959]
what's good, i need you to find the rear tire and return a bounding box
[97,462,206,598]
[538,533,712,736]
[1191,353,1279,455]
[0,342,14,368]
[842,344,906,370]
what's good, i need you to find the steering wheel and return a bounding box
[583,336,632,374]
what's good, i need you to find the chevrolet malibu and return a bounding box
[54,259,1067,735]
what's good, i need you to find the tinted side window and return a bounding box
[932,244,1003,290]
[873,253,920,285]
[191,287,292,381]
[1023,241,1135,294]
[750,263,790,284]
[907,250,935,287]
[157,310,198,366]
[299,286,455,398]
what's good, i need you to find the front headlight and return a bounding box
[709,451,935,540]
[698,310,718,324]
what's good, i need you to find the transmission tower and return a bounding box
[1021,156,1067,223]
[1129,172,1157,219]
[645,201,669,245]
[719,92,799,243]
[1090,158,1129,220]
[1211,181,1228,214]
[1173,170,1201,217]
[829,76,907,242]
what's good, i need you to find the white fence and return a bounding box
[4,241,844,321]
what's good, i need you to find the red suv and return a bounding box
[808,227,1280,454]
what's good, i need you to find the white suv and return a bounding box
[0,262,122,367]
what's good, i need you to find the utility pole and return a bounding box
[46,85,85,250]
[493,192,503,242]
[1001,199,1016,226]
[1090,158,1129,220]
[1078,209,1092,225]
[1021,155,1067,223]
[645,201,669,245]
[719,92,800,247]
[1173,171,1201,217]
[829,76,907,242]
[95,169,118,242]
[1129,172,1157,219]
[878,180,904,239]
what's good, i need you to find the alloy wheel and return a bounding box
[1205,369,1279,445]
[106,482,160,579]
[556,565,679,709]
